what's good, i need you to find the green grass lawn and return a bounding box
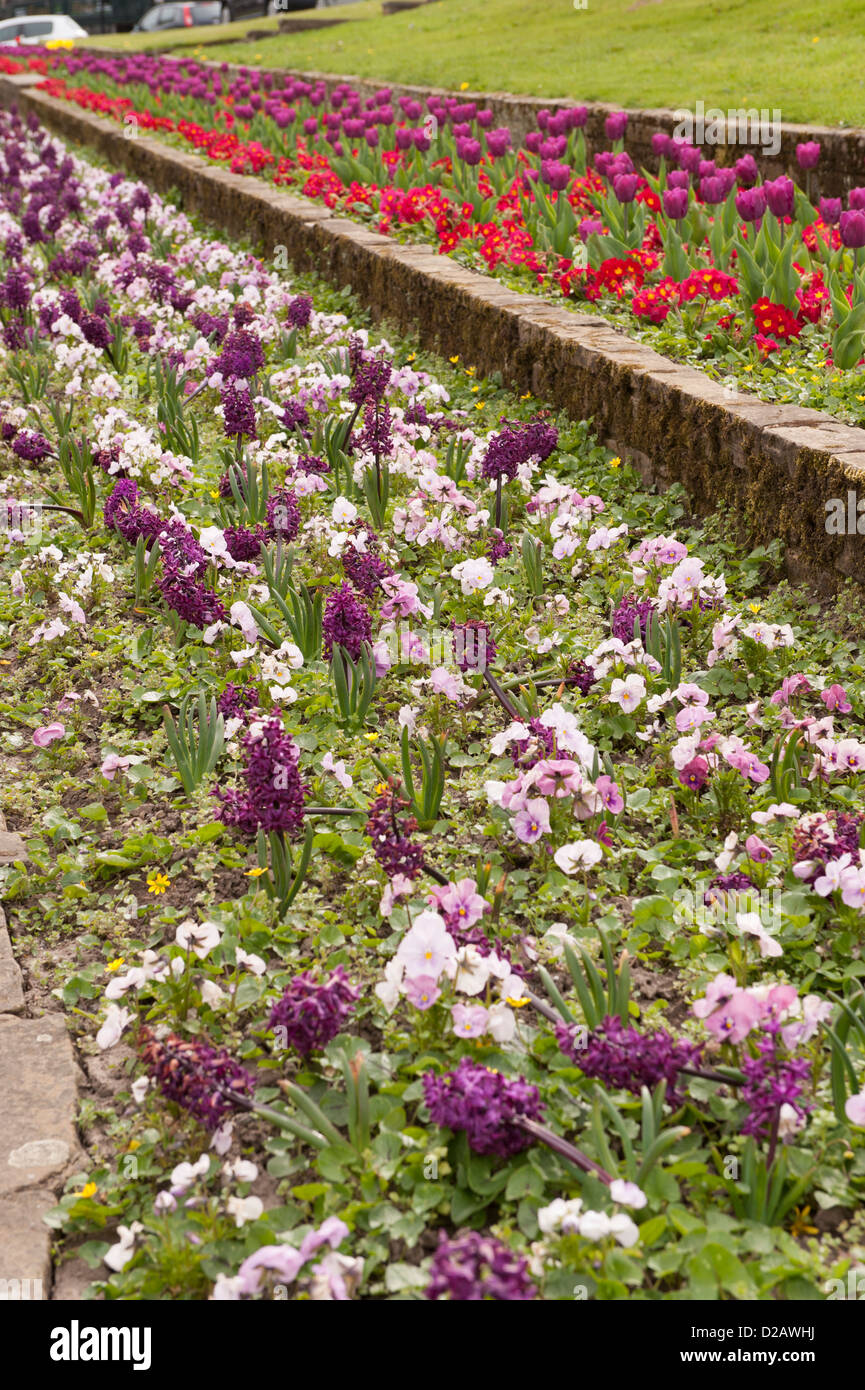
[87,0,865,127]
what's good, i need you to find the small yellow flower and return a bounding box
[75,1182,98,1199]
[106,958,125,973]
[374,781,388,794]
[465,366,476,377]
[520,392,532,400]
[449,355,460,364]
[146,871,170,896]
[460,81,470,91]
[743,364,754,372]
[506,995,531,1008]
[475,401,485,410]
[127,1139,141,1152]
[209,489,221,499]
[471,384,480,393]
[812,35,819,43]
[748,602,762,614]
[245,866,267,878]
[406,353,416,363]
[608,456,621,469]
[365,732,379,741]
[785,366,797,374]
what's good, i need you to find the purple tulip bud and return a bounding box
[796,141,821,170]
[610,151,635,177]
[525,131,544,154]
[840,209,865,249]
[849,187,865,211]
[566,106,588,129]
[411,128,431,153]
[716,168,737,197]
[365,127,379,148]
[819,197,842,225]
[735,153,759,187]
[652,132,674,159]
[540,136,568,161]
[541,159,572,192]
[302,117,318,136]
[698,160,717,179]
[395,126,413,151]
[736,186,767,222]
[663,187,689,220]
[613,174,639,204]
[579,217,604,242]
[547,113,568,138]
[477,109,494,128]
[594,150,615,178]
[764,176,795,219]
[455,137,482,166]
[605,111,629,140]
[667,169,690,190]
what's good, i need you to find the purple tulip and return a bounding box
[613,174,638,204]
[840,209,865,249]
[365,127,379,148]
[411,128,431,153]
[455,137,482,166]
[566,106,588,129]
[594,150,615,178]
[677,144,703,174]
[525,131,543,154]
[395,126,413,151]
[663,187,689,220]
[667,169,690,190]
[605,111,629,140]
[540,136,568,160]
[698,160,717,179]
[485,128,512,158]
[849,187,865,211]
[819,197,842,225]
[547,113,568,138]
[796,141,821,170]
[579,217,604,242]
[735,153,759,187]
[700,176,726,206]
[477,109,494,129]
[652,132,674,159]
[610,152,635,177]
[736,186,767,222]
[716,168,737,197]
[541,160,572,192]
[764,176,795,219]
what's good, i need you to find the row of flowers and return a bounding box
[2,46,865,421]
[2,102,865,1300]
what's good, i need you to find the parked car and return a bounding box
[0,12,88,42]
[132,0,313,28]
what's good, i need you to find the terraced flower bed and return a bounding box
[4,103,865,1303]
[4,47,865,426]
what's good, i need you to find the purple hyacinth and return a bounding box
[566,659,597,695]
[103,478,164,544]
[510,717,557,768]
[281,399,311,436]
[286,294,314,328]
[10,430,52,462]
[481,419,558,482]
[451,620,496,674]
[356,401,393,459]
[211,328,265,382]
[792,811,865,885]
[349,356,392,407]
[158,573,226,629]
[740,1025,811,1142]
[322,582,373,663]
[221,382,257,441]
[556,1015,703,1106]
[611,593,657,645]
[268,966,358,1056]
[139,1027,253,1132]
[215,716,307,837]
[426,1231,536,1301]
[366,783,425,880]
[224,524,264,561]
[423,1057,544,1158]
[264,487,301,542]
[217,683,259,721]
[342,525,392,597]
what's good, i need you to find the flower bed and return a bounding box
[3,47,865,425]
[4,106,865,1302]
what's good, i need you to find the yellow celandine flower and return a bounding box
[748,602,762,614]
[471,384,480,393]
[449,355,459,364]
[128,1139,141,1152]
[210,489,221,499]
[406,353,416,363]
[465,366,476,377]
[608,456,622,469]
[475,401,485,409]
[506,995,531,1008]
[106,958,125,973]
[245,866,267,878]
[75,1182,98,1199]
[365,732,379,741]
[460,82,470,91]
[520,392,532,400]
[146,871,170,895]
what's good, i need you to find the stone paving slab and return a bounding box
[0,1189,54,1298]
[0,907,24,1015]
[0,1016,82,1199]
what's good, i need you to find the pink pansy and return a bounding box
[674,682,710,707]
[512,797,551,843]
[403,975,441,1011]
[427,878,488,930]
[744,833,773,863]
[675,704,714,733]
[100,753,132,780]
[845,1091,865,1126]
[840,867,865,911]
[531,759,584,797]
[821,684,852,713]
[32,722,65,747]
[595,774,624,814]
[451,1003,489,1038]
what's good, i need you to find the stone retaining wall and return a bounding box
[3,73,865,592]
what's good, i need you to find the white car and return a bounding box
[0,14,88,44]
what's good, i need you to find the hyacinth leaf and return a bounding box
[279,1079,346,1149]
[399,725,445,828]
[339,1051,371,1153]
[362,458,390,529]
[595,1088,637,1177]
[444,436,472,483]
[590,1098,620,1178]
[521,531,543,596]
[133,535,161,602]
[537,965,574,1024]
[259,540,294,600]
[162,694,225,796]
